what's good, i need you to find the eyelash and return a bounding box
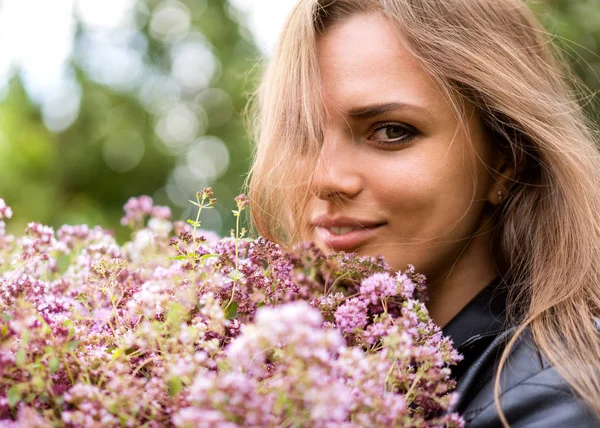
[368,122,418,148]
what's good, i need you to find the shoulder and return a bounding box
[451,326,600,427]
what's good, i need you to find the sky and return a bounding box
[229,0,298,54]
[0,0,299,101]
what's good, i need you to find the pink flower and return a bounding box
[360,272,398,304]
[396,272,416,299]
[0,199,12,220]
[335,297,369,334]
[173,408,236,428]
[120,195,154,226]
[0,193,463,427]
[151,205,172,220]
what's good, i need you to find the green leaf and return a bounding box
[32,376,44,391]
[112,348,124,361]
[199,253,219,260]
[188,200,200,207]
[41,323,52,335]
[225,302,238,320]
[169,255,188,261]
[7,386,20,407]
[67,340,80,352]
[168,376,183,397]
[1,313,11,321]
[15,349,26,367]
[187,219,200,227]
[21,330,31,346]
[274,391,290,412]
[48,356,60,373]
[257,301,266,308]
[56,253,71,274]
[166,303,184,327]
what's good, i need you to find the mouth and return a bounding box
[315,223,386,253]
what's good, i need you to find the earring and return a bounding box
[497,190,503,202]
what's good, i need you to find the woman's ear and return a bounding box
[487,153,516,206]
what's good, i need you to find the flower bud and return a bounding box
[235,194,249,209]
[203,187,214,198]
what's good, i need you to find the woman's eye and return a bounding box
[368,123,417,147]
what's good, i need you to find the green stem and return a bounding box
[191,194,206,255]
[226,212,241,308]
[405,368,424,405]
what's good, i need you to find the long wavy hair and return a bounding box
[246,0,600,423]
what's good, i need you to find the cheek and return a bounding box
[371,148,481,235]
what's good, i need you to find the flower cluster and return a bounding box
[0,199,12,239]
[0,199,12,221]
[120,195,172,229]
[0,193,463,427]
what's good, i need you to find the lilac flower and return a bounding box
[121,195,154,226]
[9,406,49,427]
[196,229,220,244]
[234,194,249,209]
[310,292,345,317]
[304,378,352,422]
[397,271,417,299]
[0,199,12,220]
[360,272,398,304]
[173,408,236,428]
[0,195,463,427]
[334,297,369,334]
[363,318,393,345]
[150,205,172,220]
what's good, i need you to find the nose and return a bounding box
[312,129,363,201]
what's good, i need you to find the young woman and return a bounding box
[247,0,600,426]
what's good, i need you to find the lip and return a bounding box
[311,215,386,252]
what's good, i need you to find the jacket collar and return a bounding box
[441,275,508,379]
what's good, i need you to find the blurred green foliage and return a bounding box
[0,0,598,241]
[0,0,261,241]
[530,0,600,119]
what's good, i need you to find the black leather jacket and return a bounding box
[443,277,600,427]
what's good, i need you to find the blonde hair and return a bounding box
[246,0,600,424]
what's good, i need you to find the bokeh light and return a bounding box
[76,33,145,91]
[139,74,182,114]
[186,136,230,182]
[102,131,146,173]
[76,0,138,31]
[171,35,219,91]
[41,81,82,132]
[155,103,207,153]
[193,88,233,128]
[149,1,192,42]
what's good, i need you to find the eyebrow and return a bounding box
[346,102,432,120]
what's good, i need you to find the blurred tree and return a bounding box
[0,0,261,241]
[531,0,600,120]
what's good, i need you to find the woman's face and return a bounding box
[309,13,504,284]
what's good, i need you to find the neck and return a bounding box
[425,223,499,328]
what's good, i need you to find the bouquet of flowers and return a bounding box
[0,190,463,427]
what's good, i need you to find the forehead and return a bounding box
[316,13,444,114]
